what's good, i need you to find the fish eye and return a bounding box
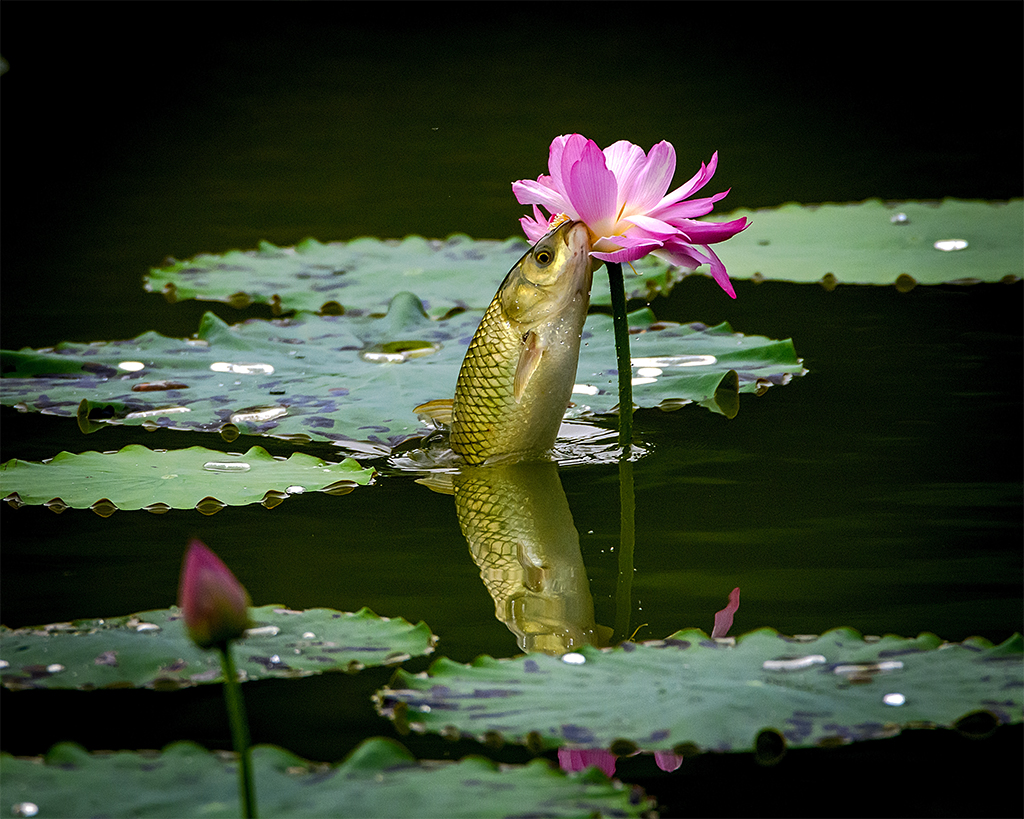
[534,248,554,266]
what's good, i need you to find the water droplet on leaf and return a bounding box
[229,406,288,424]
[211,362,275,375]
[360,340,441,363]
[124,406,191,420]
[762,654,827,672]
[202,461,252,473]
[934,239,968,251]
[244,625,281,637]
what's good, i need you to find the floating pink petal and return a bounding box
[711,587,741,638]
[654,750,685,772]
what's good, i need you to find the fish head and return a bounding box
[499,220,594,327]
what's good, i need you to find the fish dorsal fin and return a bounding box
[513,331,545,404]
[414,399,453,427]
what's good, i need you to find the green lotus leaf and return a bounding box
[141,201,1022,319]
[0,736,653,818]
[577,311,805,418]
[705,198,1024,291]
[375,628,1023,755]
[0,444,373,514]
[143,234,681,317]
[0,605,436,690]
[0,300,805,453]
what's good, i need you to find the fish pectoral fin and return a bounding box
[414,399,453,426]
[513,332,545,404]
[415,473,455,495]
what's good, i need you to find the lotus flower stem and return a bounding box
[605,261,633,454]
[217,642,258,819]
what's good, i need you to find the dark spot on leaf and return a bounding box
[561,724,596,744]
[248,655,292,671]
[523,659,541,673]
[82,362,119,377]
[877,647,927,658]
[661,638,691,649]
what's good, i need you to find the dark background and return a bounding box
[2,6,1021,818]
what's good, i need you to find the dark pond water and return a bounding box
[2,10,1021,817]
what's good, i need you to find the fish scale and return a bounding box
[448,286,531,457]
[449,220,594,465]
[452,460,602,653]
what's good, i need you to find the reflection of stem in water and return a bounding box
[614,457,635,642]
[452,461,609,655]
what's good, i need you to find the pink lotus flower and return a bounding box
[513,134,748,298]
[178,539,252,649]
[558,747,618,778]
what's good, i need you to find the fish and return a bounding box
[443,219,595,465]
[440,460,608,654]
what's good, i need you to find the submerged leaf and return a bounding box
[1,303,805,454]
[0,445,373,513]
[0,737,654,818]
[375,628,1023,754]
[0,606,436,690]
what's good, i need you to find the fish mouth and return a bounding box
[561,220,588,246]
[562,221,595,295]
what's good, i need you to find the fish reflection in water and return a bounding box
[429,460,611,655]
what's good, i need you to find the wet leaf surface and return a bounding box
[141,201,1022,319]
[1,302,805,454]
[0,736,654,818]
[0,445,373,513]
[705,198,1024,289]
[0,606,436,690]
[375,628,1023,754]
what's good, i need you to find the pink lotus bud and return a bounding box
[178,539,252,649]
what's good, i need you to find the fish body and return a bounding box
[452,460,604,654]
[449,220,594,465]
